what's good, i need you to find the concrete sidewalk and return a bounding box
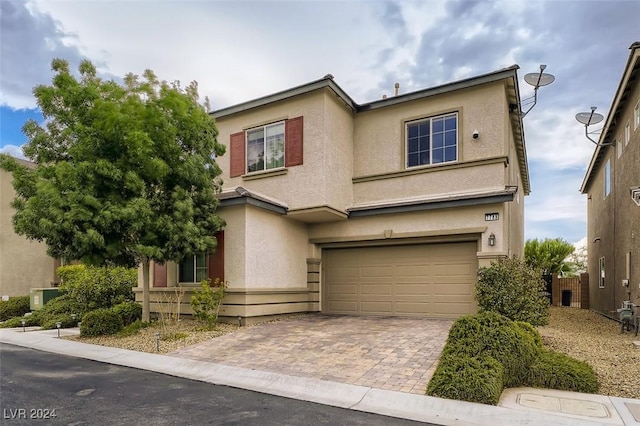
[1,327,639,426]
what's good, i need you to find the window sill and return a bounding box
[242,168,288,181]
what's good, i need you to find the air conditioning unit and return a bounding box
[631,186,640,207]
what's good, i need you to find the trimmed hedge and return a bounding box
[58,265,136,312]
[0,296,31,321]
[80,308,123,336]
[426,354,504,405]
[427,312,599,404]
[524,349,599,393]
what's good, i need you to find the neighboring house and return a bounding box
[138,66,530,323]
[580,42,640,319]
[0,158,59,298]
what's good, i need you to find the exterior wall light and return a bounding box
[488,233,496,247]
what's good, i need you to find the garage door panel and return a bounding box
[360,283,393,295]
[360,265,393,277]
[324,242,477,318]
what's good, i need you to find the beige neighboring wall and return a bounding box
[0,167,57,297]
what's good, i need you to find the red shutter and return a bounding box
[230,131,245,177]
[153,263,167,288]
[285,116,303,167]
[208,231,225,283]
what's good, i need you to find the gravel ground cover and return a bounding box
[538,306,639,399]
[65,307,640,399]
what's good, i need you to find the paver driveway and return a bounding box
[169,314,453,394]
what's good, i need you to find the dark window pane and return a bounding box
[433,133,444,149]
[408,153,419,167]
[445,116,457,130]
[408,124,418,138]
[445,146,457,162]
[445,130,456,146]
[179,258,194,283]
[408,137,418,153]
[432,118,444,133]
[419,121,430,135]
[419,135,430,151]
[420,150,430,165]
[432,148,443,163]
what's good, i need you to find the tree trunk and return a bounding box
[142,257,150,322]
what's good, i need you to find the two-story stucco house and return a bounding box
[1,158,60,298]
[139,66,530,324]
[580,42,640,319]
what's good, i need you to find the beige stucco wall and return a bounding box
[215,89,354,212]
[243,205,309,289]
[353,82,506,178]
[505,106,525,258]
[0,168,57,297]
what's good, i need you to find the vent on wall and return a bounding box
[631,186,640,207]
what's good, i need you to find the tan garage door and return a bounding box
[323,242,477,317]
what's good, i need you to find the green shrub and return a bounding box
[524,349,599,393]
[427,354,504,405]
[190,279,226,324]
[0,296,31,321]
[80,308,123,336]
[514,321,543,348]
[31,294,82,329]
[476,257,550,326]
[0,315,39,328]
[112,301,142,326]
[58,265,136,312]
[442,312,538,387]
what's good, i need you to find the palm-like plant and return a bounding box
[524,238,575,276]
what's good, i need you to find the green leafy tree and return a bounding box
[524,238,575,276]
[0,58,225,321]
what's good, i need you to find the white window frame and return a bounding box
[635,99,640,130]
[625,121,630,146]
[178,254,208,285]
[599,257,605,288]
[604,159,611,198]
[246,121,285,173]
[405,112,458,168]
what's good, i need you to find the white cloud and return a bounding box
[0,144,26,159]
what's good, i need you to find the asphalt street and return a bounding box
[0,344,432,425]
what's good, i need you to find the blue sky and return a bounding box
[2,0,639,246]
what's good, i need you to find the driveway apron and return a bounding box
[169,315,453,394]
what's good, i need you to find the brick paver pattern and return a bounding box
[169,315,453,395]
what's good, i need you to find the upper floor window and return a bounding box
[599,256,605,288]
[229,117,303,178]
[406,113,458,168]
[616,137,623,158]
[604,159,611,197]
[247,122,285,173]
[625,121,630,146]
[635,99,640,130]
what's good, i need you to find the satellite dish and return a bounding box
[575,106,612,146]
[575,111,604,125]
[524,72,555,88]
[520,65,555,118]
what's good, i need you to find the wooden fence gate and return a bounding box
[551,273,589,309]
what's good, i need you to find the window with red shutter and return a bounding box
[229,116,303,176]
[208,231,224,282]
[153,263,167,288]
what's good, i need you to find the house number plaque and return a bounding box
[484,213,499,221]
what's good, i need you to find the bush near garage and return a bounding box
[80,308,124,336]
[476,257,550,326]
[0,296,31,321]
[426,312,599,404]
